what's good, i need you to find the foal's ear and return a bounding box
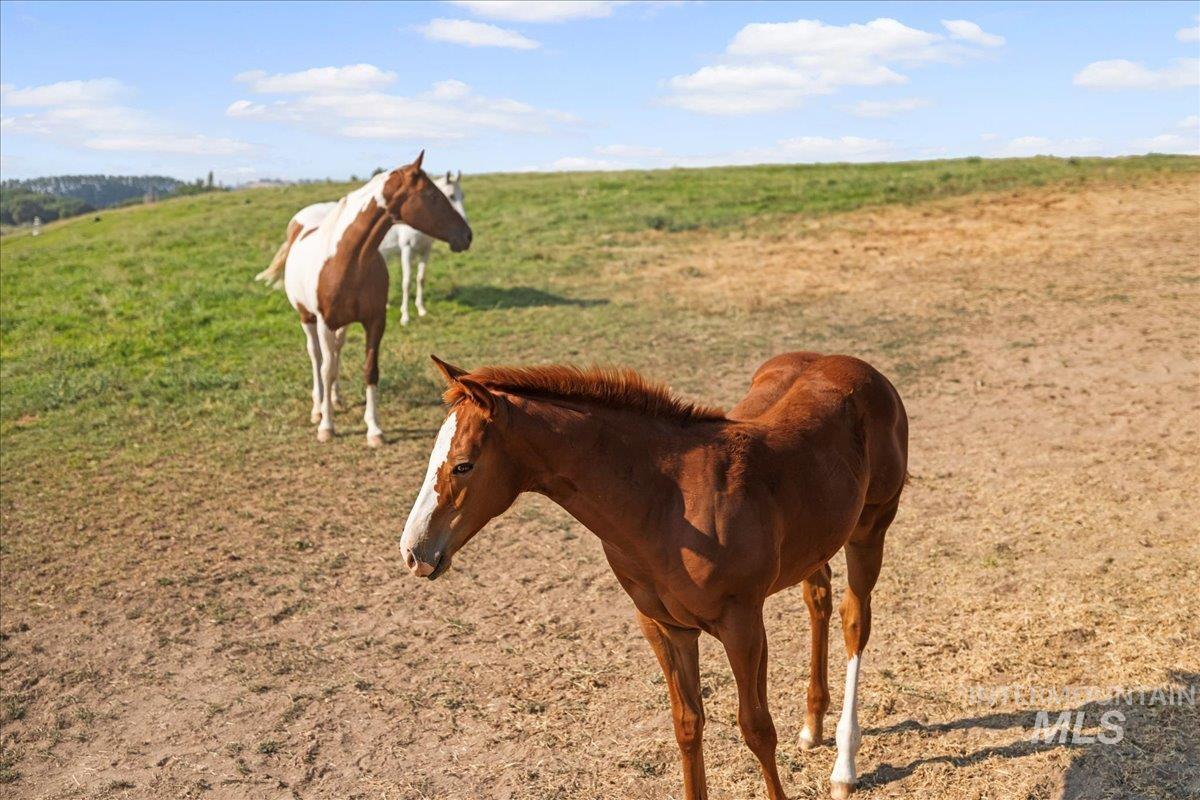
[458,377,496,417]
[411,149,425,170]
[430,354,467,384]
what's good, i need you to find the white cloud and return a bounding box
[663,17,1004,115]
[941,19,1005,47]
[549,155,634,171]
[234,64,396,94]
[84,134,253,155]
[447,1,626,23]
[1180,115,1199,130]
[1073,58,1199,90]
[997,136,1104,157]
[535,135,897,172]
[846,97,931,118]
[1177,17,1200,43]
[227,67,577,141]
[1,77,252,158]
[727,135,896,164]
[0,78,127,106]
[418,18,540,49]
[595,144,664,157]
[1130,132,1199,154]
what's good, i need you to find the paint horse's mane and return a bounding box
[446,364,725,423]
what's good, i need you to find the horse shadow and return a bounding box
[444,284,607,311]
[858,669,1199,798]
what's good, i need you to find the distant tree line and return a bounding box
[0,173,225,225]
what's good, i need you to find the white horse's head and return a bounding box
[436,170,468,224]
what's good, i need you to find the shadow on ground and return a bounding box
[859,671,1199,799]
[445,284,607,310]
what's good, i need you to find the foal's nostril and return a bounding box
[404,550,417,570]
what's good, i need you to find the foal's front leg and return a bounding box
[636,611,707,800]
[718,603,788,800]
[801,563,833,749]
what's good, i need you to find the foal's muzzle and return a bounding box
[403,545,447,580]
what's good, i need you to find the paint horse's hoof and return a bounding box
[400,314,410,326]
[417,307,427,318]
[831,782,856,800]
[799,725,822,751]
[311,411,323,424]
[317,428,333,443]
[367,434,384,448]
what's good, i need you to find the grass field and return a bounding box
[2,155,1198,799]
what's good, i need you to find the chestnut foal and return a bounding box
[268,152,471,445]
[400,352,908,799]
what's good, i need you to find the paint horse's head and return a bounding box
[385,152,472,252]
[400,356,522,580]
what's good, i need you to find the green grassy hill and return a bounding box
[2,155,1196,481]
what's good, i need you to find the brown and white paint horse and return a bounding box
[399,352,908,799]
[265,152,471,445]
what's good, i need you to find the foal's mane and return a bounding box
[446,364,725,423]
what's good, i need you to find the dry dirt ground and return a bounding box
[3,177,1199,800]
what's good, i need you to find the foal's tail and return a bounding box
[255,220,302,290]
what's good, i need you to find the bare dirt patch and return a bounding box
[2,177,1198,799]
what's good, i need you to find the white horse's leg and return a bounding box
[400,245,412,326]
[415,249,429,318]
[302,321,323,424]
[316,320,340,442]
[331,326,347,408]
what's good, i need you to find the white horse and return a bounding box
[258,171,466,325]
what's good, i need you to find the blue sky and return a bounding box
[1,1,1197,182]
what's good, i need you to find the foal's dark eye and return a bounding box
[452,463,474,475]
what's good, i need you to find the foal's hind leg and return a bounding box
[800,563,833,750]
[831,499,898,799]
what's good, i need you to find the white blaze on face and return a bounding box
[401,411,458,552]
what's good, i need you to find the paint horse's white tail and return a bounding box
[254,232,294,290]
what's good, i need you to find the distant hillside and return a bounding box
[0,173,229,225]
[1,174,185,209]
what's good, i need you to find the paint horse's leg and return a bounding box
[415,247,429,318]
[301,319,323,424]
[399,244,413,326]
[717,602,788,800]
[801,563,833,750]
[362,314,385,447]
[315,319,341,442]
[636,610,707,800]
[831,499,897,799]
